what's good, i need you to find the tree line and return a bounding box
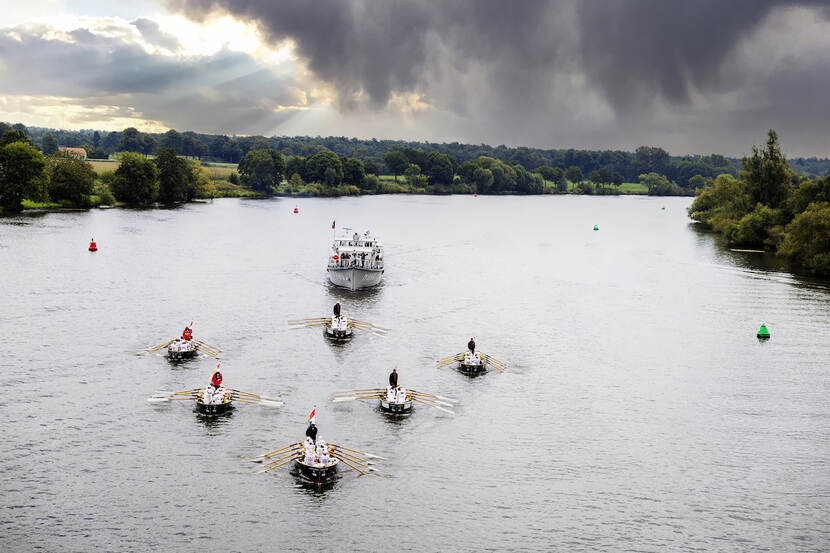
[0,128,213,212]
[8,121,830,188]
[688,129,830,276]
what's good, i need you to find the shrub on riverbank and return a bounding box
[689,130,830,276]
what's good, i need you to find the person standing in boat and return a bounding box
[306,422,318,443]
[468,338,475,354]
[389,368,398,388]
[182,322,193,341]
[333,302,341,317]
[202,370,226,405]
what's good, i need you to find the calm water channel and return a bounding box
[1,195,828,552]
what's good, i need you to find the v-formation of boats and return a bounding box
[141,225,507,486]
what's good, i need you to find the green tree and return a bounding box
[342,157,366,187]
[306,149,342,187]
[363,159,379,175]
[471,167,494,193]
[140,134,157,155]
[155,148,190,204]
[92,131,101,149]
[640,172,679,196]
[289,172,304,193]
[160,129,183,153]
[238,149,285,193]
[534,165,558,182]
[741,129,791,208]
[111,152,159,204]
[0,141,49,211]
[688,174,707,191]
[788,175,830,215]
[384,151,409,182]
[425,152,454,186]
[285,156,307,181]
[1,129,31,147]
[565,166,583,186]
[186,161,213,199]
[47,154,95,205]
[688,173,753,234]
[635,146,670,175]
[727,203,781,247]
[779,202,830,275]
[118,127,142,152]
[42,133,59,155]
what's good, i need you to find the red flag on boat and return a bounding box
[307,408,316,427]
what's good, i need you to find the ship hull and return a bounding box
[327,267,383,291]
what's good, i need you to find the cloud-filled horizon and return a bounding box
[1,0,829,157]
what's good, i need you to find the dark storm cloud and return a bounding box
[0,23,306,134]
[575,0,829,108]
[165,0,825,108]
[166,0,574,108]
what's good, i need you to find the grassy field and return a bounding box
[88,159,121,174]
[86,159,237,180]
[203,165,236,180]
[619,182,648,193]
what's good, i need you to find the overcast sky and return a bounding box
[1,0,829,156]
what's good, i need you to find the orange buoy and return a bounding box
[88,239,98,252]
[293,207,299,213]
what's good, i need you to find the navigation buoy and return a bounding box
[593,225,599,231]
[88,238,98,252]
[757,323,770,340]
[293,206,299,214]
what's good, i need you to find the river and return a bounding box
[1,195,828,552]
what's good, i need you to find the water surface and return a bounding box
[1,196,828,552]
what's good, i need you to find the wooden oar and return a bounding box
[333,395,382,403]
[410,397,454,415]
[227,389,282,402]
[407,389,459,403]
[193,342,220,354]
[263,449,305,467]
[333,388,386,394]
[194,347,219,358]
[328,443,387,460]
[333,455,367,475]
[229,397,283,407]
[481,353,507,367]
[258,454,302,473]
[331,449,373,467]
[437,352,464,363]
[408,395,455,408]
[350,319,389,331]
[145,340,175,353]
[255,441,303,460]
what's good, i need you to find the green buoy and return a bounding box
[593,224,599,231]
[757,323,770,340]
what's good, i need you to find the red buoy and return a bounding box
[293,207,299,213]
[88,239,98,252]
